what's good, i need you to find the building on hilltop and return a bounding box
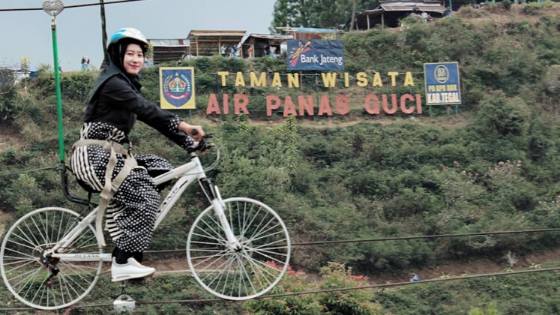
[147,39,189,65]
[275,27,342,40]
[238,33,293,59]
[187,30,246,57]
[353,0,448,29]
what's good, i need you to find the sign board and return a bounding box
[159,67,196,109]
[423,62,461,105]
[287,40,344,71]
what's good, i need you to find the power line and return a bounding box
[0,0,143,12]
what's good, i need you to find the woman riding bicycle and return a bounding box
[70,27,204,282]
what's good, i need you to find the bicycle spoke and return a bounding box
[191,230,227,245]
[6,238,37,252]
[252,237,289,249]
[236,255,257,296]
[250,230,286,244]
[3,257,37,265]
[189,248,224,253]
[199,216,227,244]
[241,252,267,289]
[1,208,102,309]
[11,229,38,249]
[241,204,259,238]
[204,255,236,288]
[250,255,282,278]
[250,248,288,266]
[5,259,36,274]
[30,216,48,246]
[21,221,42,249]
[188,198,290,300]
[248,222,281,243]
[4,247,36,261]
[192,250,229,270]
[245,211,270,241]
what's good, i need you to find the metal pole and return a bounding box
[50,17,65,163]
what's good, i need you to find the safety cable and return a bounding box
[138,266,560,306]
[0,0,143,12]
[143,227,560,255]
[1,262,559,311]
[66,265,560,310]
[0,166,57,177]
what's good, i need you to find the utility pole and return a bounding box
[100,0,109,70]
[350,0,357,31]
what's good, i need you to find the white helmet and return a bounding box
[109,27,148,50]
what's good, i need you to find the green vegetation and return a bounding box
[1,6,560,313]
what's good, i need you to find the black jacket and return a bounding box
[84,65,193,149]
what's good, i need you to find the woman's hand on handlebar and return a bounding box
[179,121,205,142]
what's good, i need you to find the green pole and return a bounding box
[50,17,65,163]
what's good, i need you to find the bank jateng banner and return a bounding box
[159,67,196,109]
[423,62,461,105]
[287,40,344,71]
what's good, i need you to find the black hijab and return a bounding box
[86,38,147,105]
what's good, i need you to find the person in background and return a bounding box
[410,273,421,282]
[70,27,205,282]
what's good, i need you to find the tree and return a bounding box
[271,0,380,30]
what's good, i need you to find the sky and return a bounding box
[0,0,276,71]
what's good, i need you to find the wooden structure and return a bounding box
[276,27,342,40]
[354,0,447,29]
[147,39,189,64]
[238,33,293,58]
[187,30,246,57]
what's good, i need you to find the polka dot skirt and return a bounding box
[71,122,174,253]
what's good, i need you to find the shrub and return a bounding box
[522,1,554,15]
[474,92,530,137]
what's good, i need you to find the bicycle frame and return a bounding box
[49,153,240,262]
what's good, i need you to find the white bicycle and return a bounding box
[0,143,291,310]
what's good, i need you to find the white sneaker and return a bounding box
[111,257,155,282]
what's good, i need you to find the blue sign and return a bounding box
[287,40,344,71]
[423,62,462,105]
[159,67,196,109]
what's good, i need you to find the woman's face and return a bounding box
[123,43,144,75]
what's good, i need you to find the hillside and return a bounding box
[1,2,560,313]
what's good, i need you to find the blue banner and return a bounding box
[423,62,462,105]
[287,40,344,71]
[159,67,196,109]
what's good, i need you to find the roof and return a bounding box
[188,30,246,38]
[238,33,293,46]
[148,39,189,47]
[380,2,447,13]
[276,27,341,34]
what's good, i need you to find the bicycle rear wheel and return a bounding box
[187,197,291,300]
[0,207,102,310]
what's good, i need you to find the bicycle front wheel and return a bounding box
[0,207,102,310]
[187,197,291,300]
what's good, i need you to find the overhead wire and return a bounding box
[21,265,557,311]
[0,0,143,12]
[142,227,560,256]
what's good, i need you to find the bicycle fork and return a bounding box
[199,178,241,251]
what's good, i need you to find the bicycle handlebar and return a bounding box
[188,132,220,172]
